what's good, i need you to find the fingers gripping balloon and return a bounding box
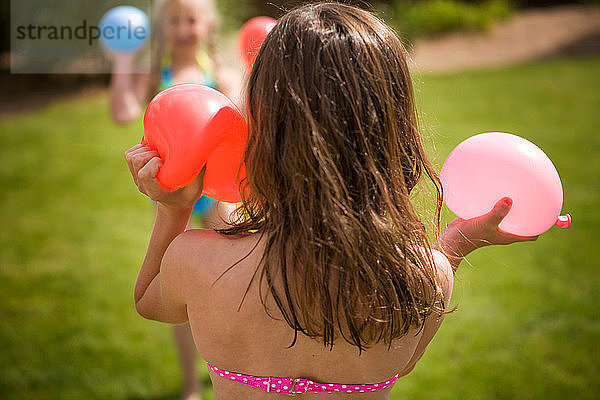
[440,132,571,236]
[238,16,277,70]
[142,84,247,203]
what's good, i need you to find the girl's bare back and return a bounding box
[175,229,453,399]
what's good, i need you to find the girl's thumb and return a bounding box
[485,197,513,226]
[138,156,163,183]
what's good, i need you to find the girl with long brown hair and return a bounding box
[124,3,538,399]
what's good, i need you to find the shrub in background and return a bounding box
[377,0,514,40]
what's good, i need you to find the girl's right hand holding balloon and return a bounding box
[124,144,205,212]
[434,197,539,272]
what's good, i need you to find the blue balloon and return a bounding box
[99,6,150,53]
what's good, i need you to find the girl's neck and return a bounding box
[170,49,198,68]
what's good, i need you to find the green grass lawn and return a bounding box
[1,56,598,400]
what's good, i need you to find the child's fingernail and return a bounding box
[503,198,512,207]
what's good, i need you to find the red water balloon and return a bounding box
[142,84,247,203]
[238,16,277,70]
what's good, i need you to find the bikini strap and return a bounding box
[207,362,399,395]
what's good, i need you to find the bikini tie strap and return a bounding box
[207,362,399,395]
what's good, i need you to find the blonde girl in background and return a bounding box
[109,1,239,399]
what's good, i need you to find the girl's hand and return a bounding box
[109,51,138,74]
[435,197,539,267]
[124,144,205,211]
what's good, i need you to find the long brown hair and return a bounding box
[221,2,448,352]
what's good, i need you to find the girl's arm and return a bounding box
[433,197,539,272]
[398,249,454,377]
[125,144,205,323]
[110,53,151,125]
[399,199,538,377]
[133,204,191,323]
[216,67,243,107]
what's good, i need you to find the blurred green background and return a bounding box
[1,1,599,399]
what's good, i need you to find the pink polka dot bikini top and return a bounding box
[207,362,399,395]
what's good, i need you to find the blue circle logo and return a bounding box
[99,6,150,53]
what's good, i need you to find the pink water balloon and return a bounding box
[440,132,571,236]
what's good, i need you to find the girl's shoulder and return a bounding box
[416,246,454,304]
[173,227,259,257]
[167,229,261,282]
